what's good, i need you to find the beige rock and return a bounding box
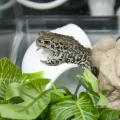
[115,53,120,77]
[115,40,120,77]
[99,49,120,89]
[108,90,120,102]
[92,37,116,51]
[107,90,120,110]
[107,99,120,110]
[98,72,114,91]
[92,37,116,69]
[92,37,120,110]
[116,39,120,49]
[92,51,104,68]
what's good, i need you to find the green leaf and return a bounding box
[97,93,109,106]
[5,82,22,101]
[22,71,44,81]
[24,78,50,94]
[0,91,50,119]
[56,86,72,96]
[0,57,22,85]
[99,109,120,120]
[0,58,51,119]
[50,92,72,105]
[81,69,109,107]
[101,85,112,95]
[87,92,99,107]
[0,78,51,119]
[50,92,99,120]
[82,69,99,93]
[39,103,52,120]
[0,58,23,103]
[0,57,49,100]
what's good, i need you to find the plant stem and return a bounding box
[74,80,82,97]
[74,79,88,97]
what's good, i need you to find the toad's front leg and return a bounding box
[40,52,65,66]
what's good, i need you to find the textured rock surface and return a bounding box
[91,37,120,110]
[92,37,115,69]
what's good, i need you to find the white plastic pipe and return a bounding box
[22,24,91,90]
[16,0,68,10]
[0,0,16,11]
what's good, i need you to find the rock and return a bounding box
[92,51,103,69]
[108,90,120,101]
[99,49,120,89]
[98,72,114,91]
[91,37,120,110]
[92,37,116,69]
[107,99,120,110]
[115,40,120,77]
[92,37,116,51]
[115,54,120,77]
[107,90,120,110]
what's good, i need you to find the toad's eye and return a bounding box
[44,41,50,44]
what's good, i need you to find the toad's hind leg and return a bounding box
[78,62,91,71]
[40,58,63,66]
[78,61,98,76]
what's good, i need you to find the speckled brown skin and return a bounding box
[36,31,94,71]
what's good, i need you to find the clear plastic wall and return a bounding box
[0,0,120,66]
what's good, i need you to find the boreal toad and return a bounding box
[36,31,95,72]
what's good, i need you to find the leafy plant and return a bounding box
[0,58,51,119]
[50,92,99,120]
[0,57,119,120]
[99,109,120,120]
[81,68,109,106]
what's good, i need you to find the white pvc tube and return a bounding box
[0,0,16,11]
[22,24,91,89]
[16,0,68,10]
